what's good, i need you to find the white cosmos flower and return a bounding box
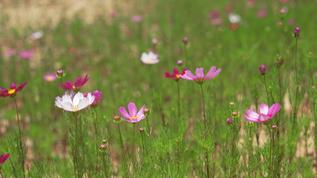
[30,31,43,40]
[55,92,95,112]
[228,13,241,24]
[140,51,159,64]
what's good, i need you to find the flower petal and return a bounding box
[195,68,204,78]
[205,66,221,79]
[268,103,281,117]
[119,107,130,119]
[259,103,269,115]
[128,102,138,116]
[244,109,260,122]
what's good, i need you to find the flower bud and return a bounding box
[56,69,65,78]
[114,115,121,121]
[177,60,183,66]
[258,64,267,75]
[226,118,233,125]
[182,36,189,46]
[294,26,300,38]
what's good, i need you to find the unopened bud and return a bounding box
[226,118,233,125]
[177,60,183,66]
[56,69,65,78]
[258,64,267,75]
[294,26,300,38]
[182,36,189,45]
[114,115,121,121]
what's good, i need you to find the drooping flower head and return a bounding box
[0,82,27,97]
[0,153,10,165]
[140,51,159,64]
[244,103,281,123]
[119,102,146,123]
[43,73,57,82]
[181,66,221,84]
[61,75,89,91]
[55,92,95,112]
[165,68,186,81]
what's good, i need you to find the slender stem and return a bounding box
[13,97,25,178]
[199,84,210,178]
[177,81,181,120]
[293,38,299,126]
[117,124,124,151]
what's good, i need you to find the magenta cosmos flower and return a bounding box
[19,50,34,60]
[245,103,281,123]
[0,82,27,97]
[0,153,10,165]
[119,102,146,123]
[61,75,89,91]
[181,66,221,84]
[165,68,186,81]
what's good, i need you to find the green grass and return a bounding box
[1,0,317,177]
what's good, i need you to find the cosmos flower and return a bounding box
[61,75,89,91]
[228,13,241,24]
[244,103,281,123]
[30,31,43,40]
[90,90,103,107]
[55,92,95,112]
[3,48,16,58]
[131,15,143,23]
[119,102,146,123]
[0,82,27,97]
[19,50,34,60]
[256,8,268,18]
[181,66,221,84]
[208,10,223,26]
[165,68,186,81]
[43,73,57,82]
[140,51,159,64]
[0,153,10,165]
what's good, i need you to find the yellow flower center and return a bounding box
[176,74,181,79]
[130,116,138,120]
[8,89,16,95]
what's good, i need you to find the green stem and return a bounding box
[177,81,181,121]
[13,97,25,178]
[293,38,299,126]
[199,84,210,178]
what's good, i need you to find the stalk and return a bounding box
[13,97,25,178]
[199,84,210,177]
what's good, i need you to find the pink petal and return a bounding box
[0,153,10,164]
[259,103,269,115]
[181,70,195,80]
[195,68,204,78]
[244,109,260,122]
[205,66,221,79]
[119,107,130,119]
[268,103,281,117]
[128,102,137,116]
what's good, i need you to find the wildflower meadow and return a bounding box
[1,0,317,177]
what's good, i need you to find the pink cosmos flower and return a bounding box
[43,73,57,82]
[208,10,223,26]
[131,15,143,23]
[165,68,186,81]
[61,75,89,91]
[3,48,16,58]
[257,8,268,18]
[244,103,281,123]
[0,82,27,97]
[0,153,10,165]
[91,90,103,106]
[119,102,146,123]
[19,50,34,60]
[181,66,221,84]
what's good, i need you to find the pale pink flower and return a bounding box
[3,48,16,58]
[119,102,146,123]
[131,15,143,23]
[43,73,57,82]
[244,103,281,123]
[181,66,221,84]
